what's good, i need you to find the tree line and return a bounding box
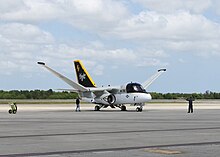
[0,90,220,99]
[151,91,220,99]
[0,89,78,99]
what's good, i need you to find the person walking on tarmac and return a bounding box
[186,96,195,113]
[75,97,80,112]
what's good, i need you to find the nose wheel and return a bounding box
[136,107,142,112]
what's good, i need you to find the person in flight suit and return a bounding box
[75,98,80,112]
[186,96,195,113]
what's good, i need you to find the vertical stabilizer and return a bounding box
[74,60,96,87]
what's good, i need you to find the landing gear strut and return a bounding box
[94,105,100,111]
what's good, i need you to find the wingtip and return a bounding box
[37,61,45,65]
[158,68,166,72]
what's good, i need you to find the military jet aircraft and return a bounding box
[37,60,166,112]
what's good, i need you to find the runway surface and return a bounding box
[0,101,220,156]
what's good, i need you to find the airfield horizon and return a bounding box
[0,99,220,104]
[1,100,220,112]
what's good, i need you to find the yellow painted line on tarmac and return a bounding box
[144,148,182,155]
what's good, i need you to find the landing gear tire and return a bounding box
[121,105,126,111]
[8,110,12,114]
[136,107,142,112]
[13,110,17,114]
[94,105,100,111]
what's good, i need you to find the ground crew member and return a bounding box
[75,98,80,112]
[186,97,195,113]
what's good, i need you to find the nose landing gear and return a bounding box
[136,107,142,112]
[134,103,144,112]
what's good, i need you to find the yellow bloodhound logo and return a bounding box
[77,65,80,72]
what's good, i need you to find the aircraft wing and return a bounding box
[142,69,166,89]
[88,86,119,92]
[37,62,88,92]
[88,86,120,97]
[56,89,80,93]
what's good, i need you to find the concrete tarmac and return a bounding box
[0,101,220,157]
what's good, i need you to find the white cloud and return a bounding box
[1,0,220,79]
[211,0,220,16]
[134,0,212,13]
[111,11,220,41]
[0,0,65,21]
[0,0,129,32]
[0,23,55,75]
[71,0,103,14]
[0,23,54,43]
[0,21,166,77]
[1,1,219,44]
[106,10,220,57]
[0,0,26,13]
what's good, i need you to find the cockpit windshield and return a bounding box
[126,83,146,93]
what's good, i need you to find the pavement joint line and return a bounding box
[1,141,220,157]
[1,126,220,139]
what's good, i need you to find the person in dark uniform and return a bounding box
[186,96,195,113]
[75,98,80,112]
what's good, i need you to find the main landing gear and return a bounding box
[121,105,126,111]
[94,105,100,111]
[94,104,143,112]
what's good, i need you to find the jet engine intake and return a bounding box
[107,94,116,105]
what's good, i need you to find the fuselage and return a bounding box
[80,82,152,105]
[94,92,152,105]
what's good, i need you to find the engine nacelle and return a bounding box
[107,94,116,105]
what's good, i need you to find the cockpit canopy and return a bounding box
[126,83,146,93]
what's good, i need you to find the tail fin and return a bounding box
[74,60,96,87]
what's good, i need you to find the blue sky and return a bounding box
[1,0,220,93]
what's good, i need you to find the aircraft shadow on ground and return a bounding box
[50,109,144,113]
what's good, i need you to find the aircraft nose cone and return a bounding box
[144,93,152,101]
[148,93,152,100]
